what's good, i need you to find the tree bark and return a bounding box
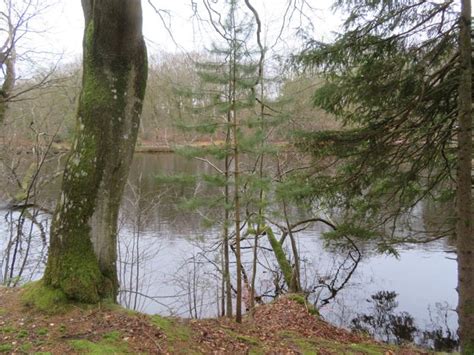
[456,0,473,352]
[224,150,233,317]
[43,0,147,303]
[0,2,17,125]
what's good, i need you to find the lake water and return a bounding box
[0,152,459,349]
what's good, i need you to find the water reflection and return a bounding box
[351,290,458,351]
[0,152,459,351]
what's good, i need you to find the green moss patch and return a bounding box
[69,337,129,354]
[151,315,191,342]
[225,329,260,346]
[224,328,263,353]
[279,330,395,355]
[21,281,68,314]
[292,337,318,355]
[265,227,293,288]
[349,342,394,354]
[151,315,192,353]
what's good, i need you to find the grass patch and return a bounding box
[21,281,68,314]
[225,328,263,354]
[349,342,395,354]
[278,332,318,355]
[279,331,392,355]
[20,342,33,352]
[36,328,49,336]
[311,337,394,354]
[293,338,318,355]
[102,330,121,341]
[17,329,29,338]
[249,349,265,355]
[0,325,16,333]
[224,328,260,346]
[0,344,12,353]
[235,334,260,346]
[151,315,191,342]
[151,315,192,353]
[69,338,129,354]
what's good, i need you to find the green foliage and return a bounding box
[275,175,319,205]
[175,145,231,160]
[158,0,271,239]
[292,0,460,248]
[323,223,378,243]
[202,174,227,187]
[179,196,225,211]
[155,173,197,186]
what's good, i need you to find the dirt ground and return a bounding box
[0,286,427,354]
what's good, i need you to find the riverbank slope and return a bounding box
[0,286,425,354]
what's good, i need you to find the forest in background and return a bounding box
[0,0,471,353]
[2,54,337,149]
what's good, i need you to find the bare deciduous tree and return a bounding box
[43,0,148,303]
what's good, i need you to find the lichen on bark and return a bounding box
[43,0,147,303]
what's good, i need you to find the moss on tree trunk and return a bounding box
[265,226,295,292]
[43,0,147,303]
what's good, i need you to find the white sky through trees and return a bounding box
[39,0,340,66]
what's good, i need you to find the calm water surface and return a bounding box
[0,152,458,346]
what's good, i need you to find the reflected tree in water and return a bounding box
[1,127,64,287]
[117,176,165,312]
[421,302,459,352]
[351,291,458,352]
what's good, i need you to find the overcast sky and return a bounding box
[37,0,340,66]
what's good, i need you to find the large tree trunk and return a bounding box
[0,5,17,125]
[456,0,473,352]
[43,0,147,303]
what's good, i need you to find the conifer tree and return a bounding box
[161,0,303,321]
[164,0,259,322]
[296,0,472,350]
